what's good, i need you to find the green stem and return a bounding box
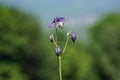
[62,36,69,54]
[54,41,57,46]
[58,36,69,80]
[58,56,62,80]
[55,29,62,80]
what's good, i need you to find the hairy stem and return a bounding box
[58,56,62,80]
[62,36,69,54]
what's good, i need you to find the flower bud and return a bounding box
[67,32,70,36]
[55,46,61,56]
[70,32,76,42]
[49,34,54,43]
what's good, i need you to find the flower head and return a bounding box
[70,32,76,42]
[49,34,54,43]
[48,17,68,29]
[55,46,61,56]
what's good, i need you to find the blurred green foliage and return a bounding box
[0,5,120,80]
[0,5,47,80]
[89,13,120,80]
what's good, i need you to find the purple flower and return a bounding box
[49,34,54,43]
[48,17,68,29]
[70,32,76,42]
[55,46,61,56]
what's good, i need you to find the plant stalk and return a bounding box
[62,36,69,54]
[58,56,62,80]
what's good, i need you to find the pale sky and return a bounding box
[0,0,120,26]
[0,0,120,43]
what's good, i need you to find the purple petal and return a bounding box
[52,18,55,23]
[48,23,55,28]
[59,17,64,21]
[61,18,68,22]
[56,17,66,22]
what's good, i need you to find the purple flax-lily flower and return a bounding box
[55,46,61,56]
[70,32,76,42]
[48,17,68,29]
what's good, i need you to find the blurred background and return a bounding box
[0,0,120,80]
